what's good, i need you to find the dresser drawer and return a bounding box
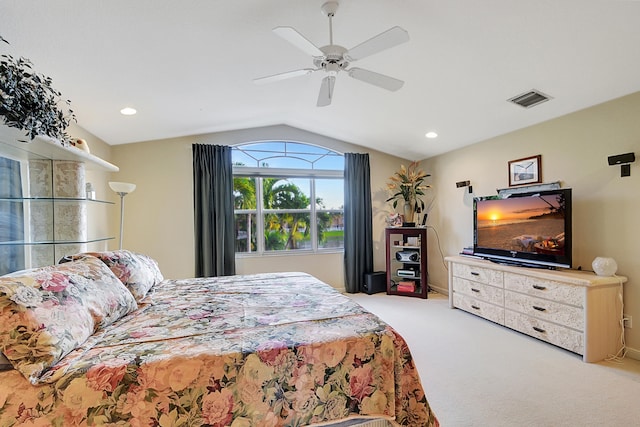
[447,256,626,362]
[453,277,504,305]
[504,272,584,307]
[452,263,503,286]
[504,290,584,331]
[453,293,504,325]
[504,310,584,355]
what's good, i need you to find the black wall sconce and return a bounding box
[608,152,635,177]
[456,180,473,193]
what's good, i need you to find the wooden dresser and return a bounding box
[446,255,626,362]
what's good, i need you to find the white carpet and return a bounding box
[349,291,640,427]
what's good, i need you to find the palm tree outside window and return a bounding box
[232,141,344,255]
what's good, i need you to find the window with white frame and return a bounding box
[232,141,344,255]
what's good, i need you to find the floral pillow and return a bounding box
[62,250,164,301]
[0,256,138,383]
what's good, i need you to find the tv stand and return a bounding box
[385,228,428,298]
[446,255,626,362]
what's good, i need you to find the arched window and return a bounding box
[232,141,344,255]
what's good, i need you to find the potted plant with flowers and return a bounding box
[386,161,430,226]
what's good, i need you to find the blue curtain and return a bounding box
[0,157,25,275]
[343,153,373,293]
[192,144,236,277]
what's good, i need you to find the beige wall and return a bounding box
[66,124,115,248]
[109,125,410,289]
[423,92,640,359]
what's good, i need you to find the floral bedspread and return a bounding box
[0,272,438,426]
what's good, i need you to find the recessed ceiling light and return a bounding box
[425,131,438,139]
[120,107,137,116]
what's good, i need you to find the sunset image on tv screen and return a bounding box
[476,194,566,255]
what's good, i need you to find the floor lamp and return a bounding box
[108,182,136,250]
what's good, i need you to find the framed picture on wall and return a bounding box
[508,155,541,186]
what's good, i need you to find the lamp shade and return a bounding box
[109,181,136,194]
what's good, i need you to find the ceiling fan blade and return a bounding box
[347,67,404,91]
[273,26,324,57]
[345,26,409,61]
[253,68,316,85]
[317,76,335,107]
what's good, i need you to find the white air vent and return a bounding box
[508,90,552,108]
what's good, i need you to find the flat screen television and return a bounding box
[473,188,572,269]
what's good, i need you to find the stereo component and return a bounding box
[363,271,386,294]
[396,250,419,262]
[397,269,418,278]
[608,152,635,177]
[607,152,635,165]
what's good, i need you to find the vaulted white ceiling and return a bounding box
[2,0,640,159]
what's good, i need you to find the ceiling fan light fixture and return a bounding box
[254,2,409,106]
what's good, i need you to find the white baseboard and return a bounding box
[429,283,448,296]
[625,346,640,361]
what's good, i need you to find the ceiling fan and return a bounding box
[254,1,409,107]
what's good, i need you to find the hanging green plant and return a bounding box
[0,36,76,144]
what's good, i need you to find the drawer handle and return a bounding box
[471,288,480,293]
[532,306,547,312]
[471,305,480,310]
[532,326,546,333]
[470,272,480,276]
[532,285,547,290]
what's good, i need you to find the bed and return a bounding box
[0,251,439,426]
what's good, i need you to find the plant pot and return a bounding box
[403,201,415,224]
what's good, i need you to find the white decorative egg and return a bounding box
[591,257,617,276]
